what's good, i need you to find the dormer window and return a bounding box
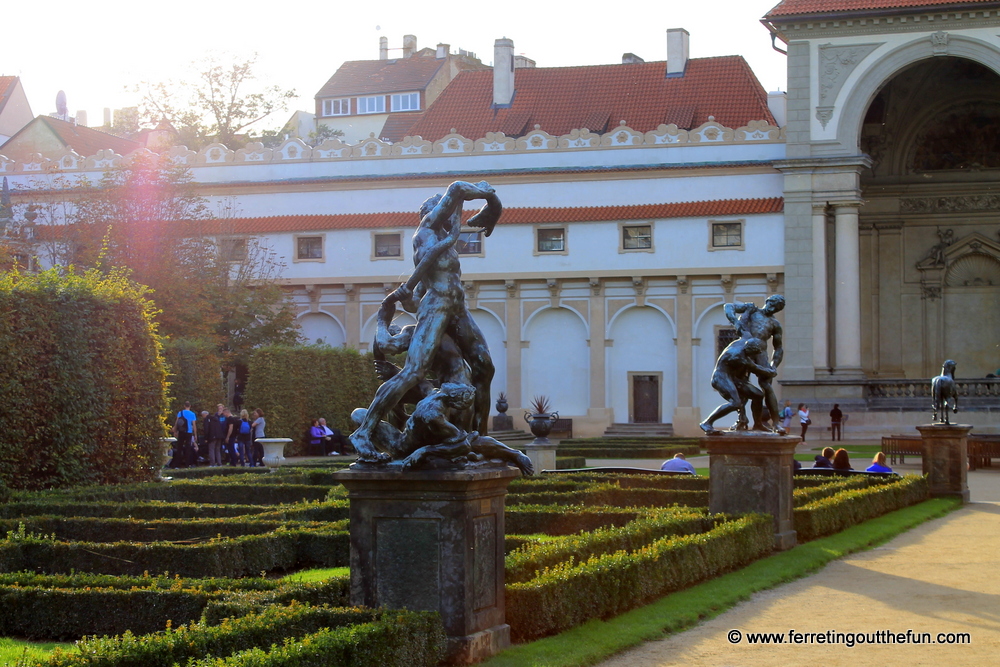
[391,92,420,112]
[322,98,349,117]
[357,96,386,114]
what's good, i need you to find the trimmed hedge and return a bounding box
[0,573,350,640]
[0,501,274,520]
[556,444,700,459]
[523,473,708,491]
[506,483,707,508]
[506,514,773,642]
[162,337,225,416]
[0,524,349,577]
[794,475,930,541]
[0,269,167,490]
[244,346,381,454]
[36,481,333,505]
[506,508,710,583]
[38,603,442,667]
[792,476,873,508]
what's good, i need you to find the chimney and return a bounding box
[436,43,449,59]
[103,108,112,126]
[402,34,417,58]
[666,28,689,76]
[622,53,645,65]
[76,110,88,127]
[768,91,787,127]
[493,37,515,106]
[514,55,536,68]
[379,36,388,60]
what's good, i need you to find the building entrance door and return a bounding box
[632,374,659,423]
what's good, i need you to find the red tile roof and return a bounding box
[405,56,774,142]
[380,111,425,142]
[39,116,141,156]
[0,76,18,107]
[186,198,784,235]
[765,0,997,18]
[315,53,446,98]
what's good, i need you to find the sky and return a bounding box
[1,0,788,134]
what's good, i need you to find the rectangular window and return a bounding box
[456,230,483,255]
[297,236,324,260]
[357,95,386,114]
[219,238,247,262]
[322,98,349,116]
[711,221,744,250]
[537,228,565,253]
[391,92,420,112]
[622,224,652,250]
[716,327,739,358]
[374,233,402,258]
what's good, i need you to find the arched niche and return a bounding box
[522,307,590,416]
[607,306,676,424]
[298,312,346,347]
[470,308,507,408]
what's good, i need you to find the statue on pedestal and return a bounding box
[931,359,959,424]
[349,181,532,474]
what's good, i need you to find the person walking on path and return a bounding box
[830,404,844,441]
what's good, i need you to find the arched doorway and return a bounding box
[858,57,1000,378]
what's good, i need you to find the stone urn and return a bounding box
[524,396,558,441]
[257,438,292,471]
[157,437,176,481]
[495,393,509,414]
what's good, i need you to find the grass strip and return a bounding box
[281,566,349,582]
[483,496,960,667]
[0,637,72,666]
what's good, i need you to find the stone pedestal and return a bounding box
[705,434,799,551]
[917,424,971,503]
[492,414,513,431]
[334,464,519,665]
[524,440,558,473]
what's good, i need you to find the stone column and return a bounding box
[503,281,522,411]
[705,434,800,550]
[833,202,863,375]
[811,203,829,374]
[916,424,971,502]
[586,278,611,423]
[672,277,700,435]
[343,284,361,348]
[335,465,519,664]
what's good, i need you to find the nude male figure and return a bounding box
[350,181,499,462]
[724,294,785,433]
[699,338,776,434]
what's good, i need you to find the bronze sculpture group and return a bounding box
[349,181,532,474]
[700,295,787,435]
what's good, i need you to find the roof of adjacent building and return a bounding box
[184,198,784,235]
[380,111,425,142]
[315,51,448,98]
[404,56,774,142]
[0,115,141,157]
[0,77,19,108]
[765,0,998,18]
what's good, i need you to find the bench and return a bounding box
[542,466,694,476]
[881,435,922,465]
[795,467,901,479]
[882,434,1000,470]
[549,418,573,440]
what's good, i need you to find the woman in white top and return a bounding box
[250,408,266,467]
[797,403,810,441]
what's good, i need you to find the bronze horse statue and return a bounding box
[931,359,959,424]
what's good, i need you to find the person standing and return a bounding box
[206,404,230,467]
[798,403,811,441]
[781,400,794,431]
[251,409,266,467]
[236,409,253,466]
[223,408,241,466]
[171,401,198,468]
[829,404,844,441]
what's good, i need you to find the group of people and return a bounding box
[309,418,351,457]
[777,401,847,442]
[812,446,893,473]
[169,402,266,468]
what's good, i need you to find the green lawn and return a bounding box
[0,637,73,667]
[483,497,961,667]
[281,566,349,582]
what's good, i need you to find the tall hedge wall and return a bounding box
[0,269,167,490]
[161,337,225,415]
[244,345,380,448]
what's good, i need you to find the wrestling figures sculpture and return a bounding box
[348,181,533,475]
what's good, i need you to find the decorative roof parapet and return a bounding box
[0,118,783,175]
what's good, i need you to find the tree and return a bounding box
[33,152,300,370]
[136,53,296,149]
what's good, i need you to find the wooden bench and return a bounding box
[549,418,573,439]
[795,467,901,479]
[881,435,922,465]
[882,433,1000,470]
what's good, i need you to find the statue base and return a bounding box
[333,464,520,664]
[916,423,971,503]
[524,439,558,473]
[492,414,513,431]
[703,433,800,551]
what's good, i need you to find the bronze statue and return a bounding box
[931,359,959,424]
[349,181,531,474]
[724,295,785,433]
[700,338,776,435]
